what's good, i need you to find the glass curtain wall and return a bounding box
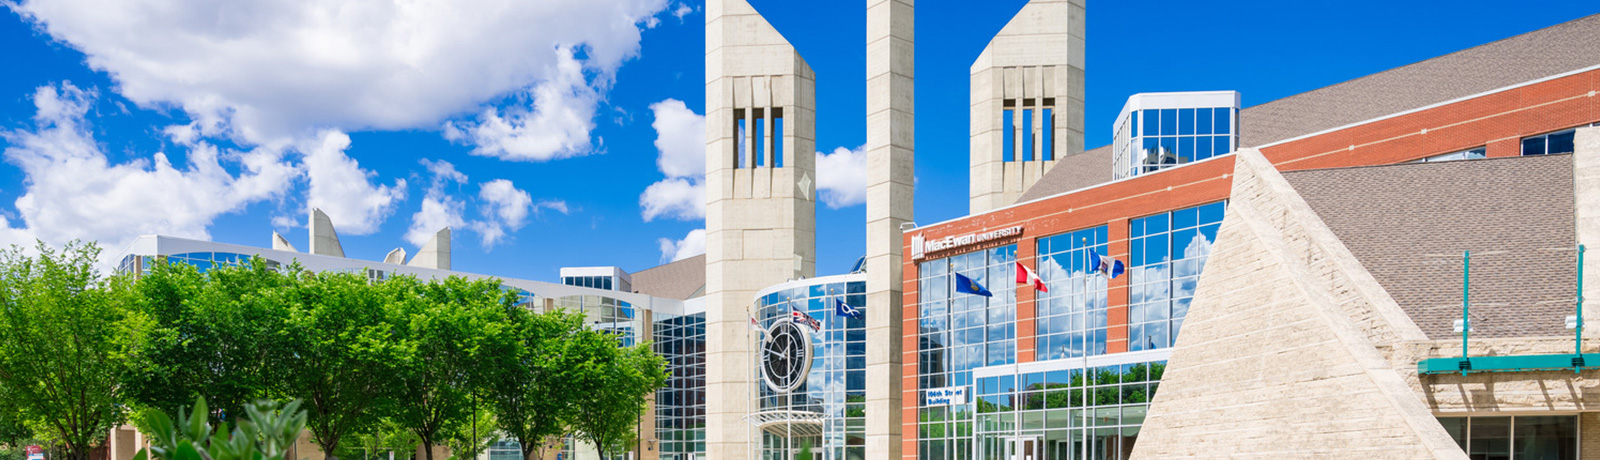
[1437,415,1578,460]
[916,245,1018,460]
[655,312,707,460]
[753,279,867,460]
[1127,202,1225,351]
[1035,227,1110,360]
[974,362,1164,460]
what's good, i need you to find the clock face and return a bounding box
[761,318,814,393]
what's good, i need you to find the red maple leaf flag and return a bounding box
[1015,261,1048,293]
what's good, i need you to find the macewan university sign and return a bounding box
[911,226,1024,260]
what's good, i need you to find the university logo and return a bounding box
[911,233,926,260]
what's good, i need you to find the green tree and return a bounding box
[387,276,516,460]
[477,308,587,460]
[567,334,667,460]
[438,407,497,460]
[123,258,293,425]
[0,242,142,460]
[270,271,406,460]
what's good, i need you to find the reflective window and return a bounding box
[1438,415,1577,460]
[1412,147,1486,163]
[1035,227,1110,360]
[654,312,706,458]
[556,294,638,347]
[973,362,1165,460]
[1128,202,1225,351]
[1520,124,1596,156]
[1159,109,1176,136]
[1141,110,1158,137]
[165,252,281,274]
[754,280,868,460]
[1213,108,1231,135]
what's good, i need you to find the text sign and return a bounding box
[911,226,1024,260]
[924,386,967,406]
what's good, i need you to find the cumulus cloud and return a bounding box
[639,99,706,221]
[657,228,705,262]
[7,0,671,145]
[815,145,868,209]
[303,131,408,235]
[443,48,599,162]
[672,3,694,19]
[0,83,298,256]
[403,160,557,249]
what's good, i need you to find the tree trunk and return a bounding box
[421,440,434,460]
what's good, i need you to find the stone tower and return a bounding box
[864,0,914,459]
[703,0,818,458]
[968,0,1086,213]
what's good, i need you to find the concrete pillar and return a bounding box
[704,1,818,459]
[408,227,451,270]
[968,0,1086,213]
[1576,126,1600,338]
[865,1,913,459]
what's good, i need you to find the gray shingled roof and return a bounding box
[1018,13,1600,203]
[630,254,706,300]
[1283,155,1576,340]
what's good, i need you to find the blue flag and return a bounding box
[1087,248,1125,279]
[954,273,993,297]
[834,297,864,319]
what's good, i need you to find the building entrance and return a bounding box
[1003,436,1041,460]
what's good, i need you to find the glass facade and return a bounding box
[1127,202,1224,352]
[916,245,1018,460]
[1035,228,1110,360]
[656,311,707,460]
[1130,107,1235,176]
[974,361,1164,460]
[1437,415,1578,460]
[557,294,640,347]
[117,252,284,276]
[752,277,867,460]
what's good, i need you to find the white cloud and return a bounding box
[639,99,706,221]
[303,131,408,235]
[403,161,557,249]
[640,178,705,222]
[442,47,600,162]
[7,0,671,145]
[815,145,868,209]
[0,83,297,258]
[657,228,704,262]
[672,3,694,19]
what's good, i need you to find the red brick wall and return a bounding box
[898,68,1600,457]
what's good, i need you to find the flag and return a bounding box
[791,309,822,330]
[1015,261,1048,292]
[954,273,993,297]
[834,297,864,319]
[1087,248,1125,279]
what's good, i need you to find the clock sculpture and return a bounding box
[761,318,814,393]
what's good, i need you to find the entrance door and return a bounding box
[1005,436,1042,460]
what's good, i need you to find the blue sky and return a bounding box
[0,0,1596,283]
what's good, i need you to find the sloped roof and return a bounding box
[1283,155,1576,339]
[1018,13,1600,203]
[630,254,706,300]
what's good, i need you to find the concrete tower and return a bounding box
[968,0,1085,213]
[865,0,913,459]
[309,208,345,257]
[704,0,818,458]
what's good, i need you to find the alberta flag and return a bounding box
[954,273,993,297]
[1087,248,1125,279]
[834,297,864,319]
[791,309,822,330]
[1015,261,1048,292]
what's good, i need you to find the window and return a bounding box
[973,362,1164,460]
[1437,415,1577,460]
[1035,227,1110,360]
[1522,124,1596,156]
[1128,202,1226,351]
[1413,147,1486,163]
